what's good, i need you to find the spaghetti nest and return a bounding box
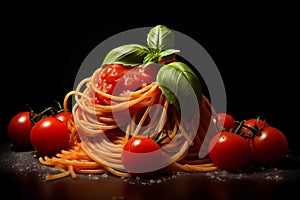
[39,66,220,181]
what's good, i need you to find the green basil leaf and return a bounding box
[147,25,175,50]
[102,44,150,66]
[157,62,202,111]
[158,49,180,61]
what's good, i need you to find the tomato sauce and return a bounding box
[93,64,160,104]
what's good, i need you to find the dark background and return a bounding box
[1,6,299,154]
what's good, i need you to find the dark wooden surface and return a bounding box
[1,142,299,200]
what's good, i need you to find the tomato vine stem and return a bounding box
[234,116,268,138]
[30,107,58,124]
[154,129,172,146]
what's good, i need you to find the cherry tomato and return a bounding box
[55,111,73,125]
[121,136,164,173]
[241,118,269,136]
[208,131,251,170]
[93,64,160,104]
[212,113,236,131]
[244,118,268,129]
[123,136,160,153]
[7,111,34,149]
[249,126,288,165]
[30,117,70,156]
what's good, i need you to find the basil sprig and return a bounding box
[101,25,202,110]
[102,25,178,66]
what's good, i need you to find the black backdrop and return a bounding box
[1,7,298,154]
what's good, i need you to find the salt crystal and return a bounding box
[220,170,228,176]
[265,175,272,180]
[149,179,155,184]
[237,173,243,179]
[176,171,182,175]
[206,172,215,179]
[216,177,225,182]
[101,173,108,178]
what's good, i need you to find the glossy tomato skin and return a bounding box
[30,117,70,156]
[213,113,236,131]
[7,111,33,149]
[209,132,251,170]
[121,136,164,173]
[241,118,269,135]
[244,118,269,129]
[123,136,160,153]
[250,126,288,165]
[55,111,73,125]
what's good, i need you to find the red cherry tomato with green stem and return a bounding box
[240,117,269,137]
[208,131,251,171]
[244,118,269,129]
[249,126,288,165]
[121,136,164,173]
[123,136,160,153]
[30,117,70,156]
